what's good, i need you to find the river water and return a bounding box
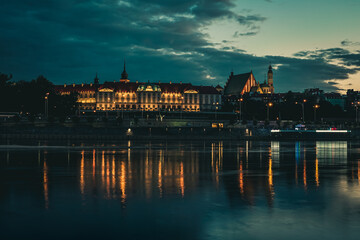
[1,140,360,240]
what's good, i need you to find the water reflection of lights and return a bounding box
[246,141,249,169]
[358,161,360,185]
[43,155,49,209]
[80,150,85,195]
[270,141,280,166]
[145,150,152,199]
[112,156,116,197]
[72,145,202,203]
[180,162,185,197]
[315,158,319,187]
[211,142,223,188]
[239,161,244,195]
[158,157,162,197]
[106,158,110,199]
[268,158,273,187]
[7,140,358,212]
[101,151,105,193]
[92,149,96,180]
[120,161,126,204]
[316,141,348,164]
[268,158,275,200]
[303,159,307,190]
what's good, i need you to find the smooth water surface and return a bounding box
[1,140,360,240]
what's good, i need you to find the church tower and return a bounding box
[120,60,129,83]
[94,73,99,85]
[268,65,274,93]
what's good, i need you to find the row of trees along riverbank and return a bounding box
[0,73,77,118]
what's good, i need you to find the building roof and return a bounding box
[260,83,270,88]
[224,72,252,96]
[54,83,96,93]
[54,81,220,94]
[159,83,191,93]
[194,86,220,94]
[99,82,140,92]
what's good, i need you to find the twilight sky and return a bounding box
[1,0,360,92]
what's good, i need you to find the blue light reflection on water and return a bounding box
[0,140,360,240]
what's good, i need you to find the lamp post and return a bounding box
[313,104,320,122]
[296,99,307,122]
[239,97,243,121]
[180,96,184,119]
[213,102,219,120]
[44,92,49,118]
[353,101,360,123]
[158,99,162,120]
[267,102,273,121]
[302,99,307,122]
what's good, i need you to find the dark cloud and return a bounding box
[235,14,266,26]
[341,39,360,47]
[293,48,360,67]
[0,0,358,93]
[234,31,258,37]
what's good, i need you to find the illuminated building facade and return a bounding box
[223,65,274,96]
[55,64,222,112]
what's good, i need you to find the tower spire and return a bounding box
[120,59,129,82]
[94,72,99,85]
[267,63,274,93]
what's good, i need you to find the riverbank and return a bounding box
[1,123,358,141]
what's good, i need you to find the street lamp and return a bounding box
[302,99,307,122]
[44,92,49,118]
[353,101,360,123]
[239,97,243,121]
[213,102,219,120]
[295,99,307,122]
[180,96,184,119]
[267,102,273,121]
[313,104,320,122]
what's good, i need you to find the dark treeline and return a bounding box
[0,72,77,118]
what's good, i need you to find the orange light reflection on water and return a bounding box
[80,150,85,196]
[180,162,185,197]
[315,158,319,187]
[239,161,244,195]
[43,158,49,209]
